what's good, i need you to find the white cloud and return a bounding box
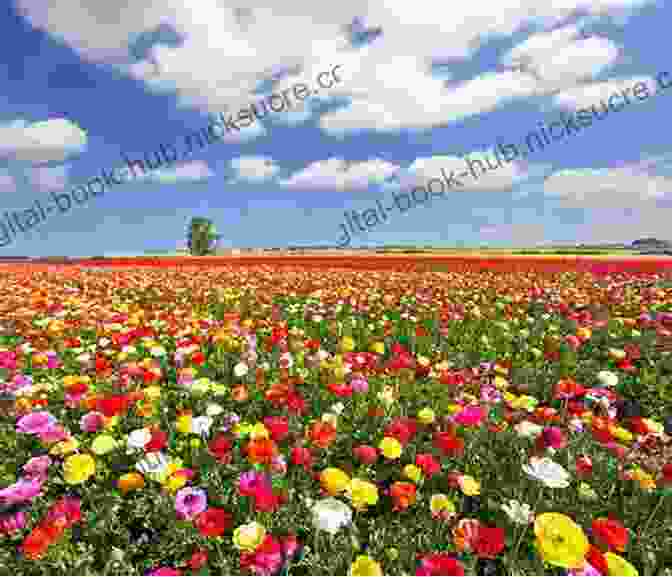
[280,157,400,190]
[0,170,16,193]
[28,164,70,192]
[229,156,280,182]
[391,152,530,193]
[552,75,654,109]
[14,0,656,137]
[0,118,86,164]
[137,160,214,183]
[543,160,672,208]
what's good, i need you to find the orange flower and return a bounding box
[117,472,145,494]
[308,421,337,449]
[453,518,482,553]
[389,482,416,511]
[232,385,249,402]
[245,438,278,465]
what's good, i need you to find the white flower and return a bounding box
[76,353,91,363]
[136,451,169,478]
[311,498,353,535]
[98,338,110,347]
[514,420,543,439]
[233,362,249,377]
[501,499,535,525]
[192,416,213,437]
[206,403,224,417]
[522,457,571,489]
[330,402,345,416]
[597,370,618,388]
[127,428,152,450]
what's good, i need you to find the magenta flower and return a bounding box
[238,470,271,497]
[351,377,369,393]
[16,411,57,435]
[174,487,207,520]
[37,423,69,443]
[453,405,486,428]
[148,567,182,576]
[0,477,43,505]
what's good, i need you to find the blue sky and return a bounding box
[1,0,671,256]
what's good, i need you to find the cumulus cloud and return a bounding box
[14,0,656,136]
[543,160,672,208]
[280,157,400,190]
[137,160,214,184]
[552,75,655,109]
[229,156,280,182]
[0,118,86,164]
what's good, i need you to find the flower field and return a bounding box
[1,260,671,576]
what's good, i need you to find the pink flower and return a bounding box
[351,377,369,393]
[174,487,207,520]
[0,510,27,535]
[16,412,57,435]
[148,567,182,576]
[46,496,82,528]
[0,477,43,505]
[37,423,69,444]
[240,535,284,575]
[453,406,485,428]
[568,561,602,576]
[79,411,105,433]
[22,456,52,481]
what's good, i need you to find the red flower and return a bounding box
[253,488,281,513]
[208,434,233,464]
[416,553,465,576]
[575,455,593,478]
[592,517,629,552]
[245,438,278,465]
[191,351,206,365]
[20,526,53,560]
[586,545,609,575]
[661,463,672,485]
[194,508,232,537]
[390,482,416,511]
[327,382,354,397]
[433,431,465,457]
[353,445,378,465]
[145,428,168,453]
[308,421,337,449]
[187,548,208,570]
[474,526,506,559]
[290,446,314,471]
[263,416,289,442]
[415,453,441,478]
[97,394,131,417]
[385,417,418,445]
[286,391,307,415]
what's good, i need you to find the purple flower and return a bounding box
[16,411,57,435]
[174,487,207,520]
[0,477,43,505]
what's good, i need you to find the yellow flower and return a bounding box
[610,426,633,443]
[176,413,192,434]
[91,434,119,455]
[104,415,119,429]
[164,471,189,493]
[233,421,253,438]
[430,494,456,518]
[458,475,481,496]
[63,453,96,485]
[534,512,589,569]
[403,464,423,484]
[494,375,510,389]
[494,364,509,375]
[50,437,80,456]
[347,478,379,511]
[447,403,462,414]
[604,552,639,576]
[320,468,351,496]
[250,423,270,440]
[144,386,162,401]
[577,327,592,340]
[341,336,355,352]
[370,341,385,355]
[350,555,383,576]
[417,407,436,425]
[378,437,402,460]
[233,522,266,552]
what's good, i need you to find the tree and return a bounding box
[186,217,220,256]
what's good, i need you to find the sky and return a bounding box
[1,0,671,256]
